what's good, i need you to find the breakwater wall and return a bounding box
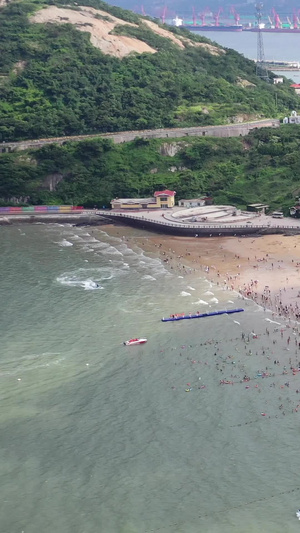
[0,214,102,225]
[0,205,83,214]
[98,213,300,237]
[0,119,280,153]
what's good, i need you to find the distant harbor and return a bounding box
[254,59,300,71]
[183,30,300,84]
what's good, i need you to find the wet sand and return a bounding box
[102,224,300,320]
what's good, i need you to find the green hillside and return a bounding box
[1,125,300,213]
[0,0,299,142]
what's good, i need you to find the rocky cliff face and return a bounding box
[160,142,188,157]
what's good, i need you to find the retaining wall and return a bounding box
[0,119,280,153]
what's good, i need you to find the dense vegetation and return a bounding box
[1,125,300,213]
[0,0,299,142]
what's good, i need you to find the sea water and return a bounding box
[191,30,300,84]
[0,223,300,532]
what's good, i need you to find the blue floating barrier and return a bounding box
[161,309,244,322]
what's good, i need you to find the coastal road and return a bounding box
[0,119,280,153]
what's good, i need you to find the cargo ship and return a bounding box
[245,27,300,33]
[172,16,243,32]
[182,24,243,32]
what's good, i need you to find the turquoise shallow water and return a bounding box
[1,224,300,532]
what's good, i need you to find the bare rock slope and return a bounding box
[31,5,223,58]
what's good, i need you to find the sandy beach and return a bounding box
[102,223,300,320]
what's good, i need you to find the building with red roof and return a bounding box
[154,190,176,208]
[290,84,300,95]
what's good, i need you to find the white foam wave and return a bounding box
[142,275,156,281]
[90,242,109,249]
[233,320,240,325]
[56,267,123,290]
[121,248,137,255]
[187,286,196,291]
[193,299,208,305]
[57,275,103,290]
[83,237,99,242]
[57,239,73,247]
[101,246,123,256]
[265,318,281,325]
[210,297,219,304]
[181,291,191,297]
[205,291,214,296]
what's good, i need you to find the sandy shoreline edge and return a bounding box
[100,223,300,321]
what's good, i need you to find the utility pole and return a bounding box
[255,3,269,81]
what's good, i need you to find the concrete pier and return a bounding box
[97,210,300,237]
[0,212,104,225]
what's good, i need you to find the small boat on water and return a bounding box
[124,338,147,346]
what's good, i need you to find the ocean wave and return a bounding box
[57,275,103,290]
[118,245,137,255]
[180,291,191,297]
[56,266,123,290]
[90,242,109,249]
[210,297,219,304]
[193,299,209,305]
[80,236,99,243]
[101,246,123,256]
[265,318,281,325]
[57,239,73,247]
[0,352,65,376]
[142,275,156,281]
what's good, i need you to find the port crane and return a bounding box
[160,5,167,24]
[293,10,298,29]
[230,6,240,25]
[192,6,197,26]
[213,7,223,26]
[271,8,282,29]
[199,7,209,26]
[292,9,300,29]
